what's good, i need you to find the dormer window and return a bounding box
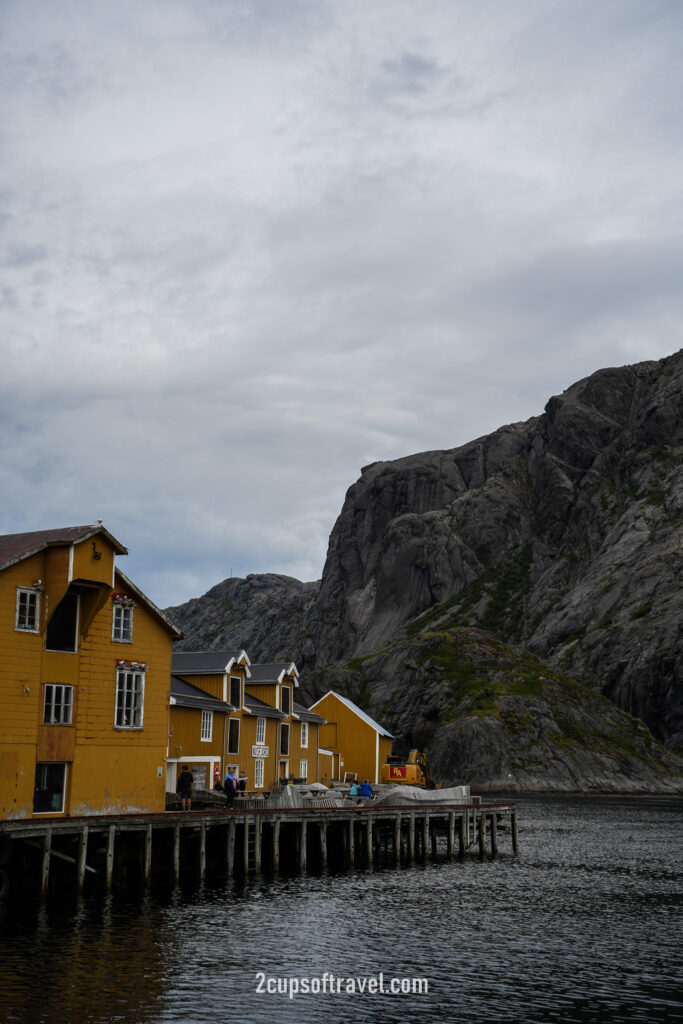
[112,594,134,643]
[281,685,291,716]
[229,675,241,709]
[15,587,40,633]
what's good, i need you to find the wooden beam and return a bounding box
[77,826,88,891]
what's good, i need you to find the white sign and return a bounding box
[252,745,269,759]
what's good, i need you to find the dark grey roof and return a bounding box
[0,523,127,572]
[248,662,298,685]
[243,692,285,719]
[293,701,325,724]
[172,650,249,675]
[170,675,234,714]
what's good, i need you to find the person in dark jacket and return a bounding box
[224,769,237,809]
[177,765,193,811]
[359,780,373,799]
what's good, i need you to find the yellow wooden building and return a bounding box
[0,523,181,820]
[169,653,325,791]
[308,691,393,784]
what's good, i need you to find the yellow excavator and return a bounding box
[380,749,434,788]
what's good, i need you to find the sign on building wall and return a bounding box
[252,745,269,759]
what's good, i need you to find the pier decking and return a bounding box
[0,800,517,902]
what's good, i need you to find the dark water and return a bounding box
[0,796,681,1024]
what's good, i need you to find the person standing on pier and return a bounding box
[177,765,194,811]
[224,769,237,809]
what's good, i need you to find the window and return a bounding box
[33,762,66,813]
[256,717,266,745]
[46,592,79,652]
[228,717,240,754]
[300,721,308,748]
[299,759,308,782]
[281,686,291,715]
[44,684,73,725]
[112,597,134,642]
[280,723,290,756]
[115,667,145,729]
[201,710,213,742]
[229,676,241,709]
[16,587,40,632]
[254,759,264,789]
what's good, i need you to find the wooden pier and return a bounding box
[0,801,517,902]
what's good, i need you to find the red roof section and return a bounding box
[0,524,128,572]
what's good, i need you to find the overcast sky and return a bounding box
[2,0,682,608]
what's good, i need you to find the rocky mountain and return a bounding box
[167,350,683,788]
[167,573,319,662]
[303,628,683,793]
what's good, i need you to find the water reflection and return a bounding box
[1,796,681,1024]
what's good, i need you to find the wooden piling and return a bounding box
[366,819,373,866]
[226,821,236,876]
[478,813,486,860]
[272,819,280,872]
[348,818,355,865]
[199,822,206,881]
[458,814,466,859]
[173,823,180,883]
[511,809,518,853]
[394,815,401,865]
[77,826,88,892]
[254,818,262,873]
[319,822,327,870]
[490,814,498,859]
[106,825,115,889]
[299,820,307,871]
[422,816,430,860]
[447,812,455,860]
[41,830,52,898]
[408,815,415,862]
[143,825,153,883]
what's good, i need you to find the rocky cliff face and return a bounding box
[167,350,683,786]
[310,350,683,752]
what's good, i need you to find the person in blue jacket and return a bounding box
[359,780,373,799]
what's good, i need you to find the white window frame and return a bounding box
[229,675,241,709]
[254,758,264,789]
[299,759,308,782]
[201,709,213,742]
[228,717,240,754]
[112,601,134,643]
[114,668,145,729]
[256,717,266,745]
[281,685,291,715]
[15,587,40,633]
[44,684,73,725]
[300,721,308,748]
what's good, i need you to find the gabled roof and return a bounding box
[116,569,182,639]
[243,692,285,720]
[172,649,251,677]
[0,523,127,573]
[169,675,234,714]
[248,662,299,686]
[309,690,394,738]
[293,701,325,725]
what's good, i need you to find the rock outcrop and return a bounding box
[167,350,683,787]
[310,349,683,752]
[302,628,683,793]
[168,574,319,662]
